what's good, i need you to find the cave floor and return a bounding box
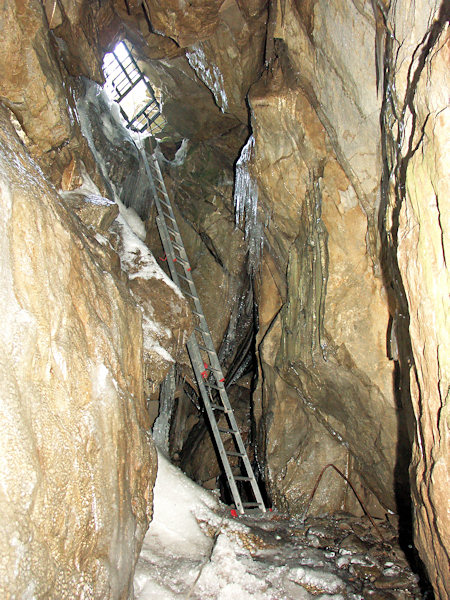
[133,454,425,599]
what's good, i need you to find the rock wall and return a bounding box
[0,106,155,598]
[0,2,192,597]
[248,0,398,515]
[380,1,449,596]
[1,0,448,597]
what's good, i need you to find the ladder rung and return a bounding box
[146,148,266,516]
[204,382,223,391]
[194,326,208,335]
[197,343,212,352]
[172,255,189,265]
[178,273,192,283]
[218,427,237,434]
[183,290,198,299]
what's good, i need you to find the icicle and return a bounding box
[186,44,228,112]
[234,135,263,273]
[152,366,176,454]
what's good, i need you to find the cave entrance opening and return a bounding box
[102,40,166,135]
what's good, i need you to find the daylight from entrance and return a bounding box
[102,40,166,135]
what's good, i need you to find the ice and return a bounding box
[233,135,264,273]
[155,138,189,167]
[152,367,175,453]
[142,314,174,364]
[146,452,219,558]
[133,454,420,599]
[76,83,122,206]
[186,44,228,112]
[288,566,346,594]
[113,214,182,297]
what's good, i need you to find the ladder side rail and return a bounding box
[149,156,230,391]
[186,333,245,514]
[143,150,266,513]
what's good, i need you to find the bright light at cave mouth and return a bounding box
[102,40,166,136]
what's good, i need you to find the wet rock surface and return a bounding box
[0,0,448,598]
[0,105,157,598]
[219,511,425,599]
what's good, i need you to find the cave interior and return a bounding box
[0,0,448,598]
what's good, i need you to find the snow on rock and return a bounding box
[113,213,182,296]
[134,451,424,599]
[146,452,219,557]
[110,214,192,385]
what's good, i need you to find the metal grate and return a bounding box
[103,41,166,135]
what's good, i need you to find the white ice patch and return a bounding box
[338,185,358,211]
[154,138,189,167]
[142,314,174,364]
[288,566,346,594]
[143,452,219,558]
[196,534,269,600]
[186,44,228,112]
[90,362,116,401]
[114,214,182,297]
[116,200,147,241]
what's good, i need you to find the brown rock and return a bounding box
[0,0,72,152]
[249,57,397,511]
[62,192,119,232]
[387,3,450,597]
[0,106,157,598]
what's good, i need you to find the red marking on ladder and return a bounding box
[201,370,208,379]
[187,267,192,271]
[219,378,225,383]
[230,509,238,518]
[173,258,177,262]
[159,254,167,262]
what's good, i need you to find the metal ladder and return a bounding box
[142,150,266,514]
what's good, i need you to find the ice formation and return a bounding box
[186,44,228,113]
[134,451,420,599]
[234,135,264,273]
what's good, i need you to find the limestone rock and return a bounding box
[385,2,450,596]
[0,106,156,598]
[249,60,397,511]
[110,215,193,387]
[61,191,119,232]
[0,0,72,152]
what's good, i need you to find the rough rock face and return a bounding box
[0,0,72,153]
[116,0,267,140]
[0,95,193,596]
[246,1,398,514]
[380,2,450,596]
[1,0,449,598]
[110,215,193,388]
[0,106,157,597]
